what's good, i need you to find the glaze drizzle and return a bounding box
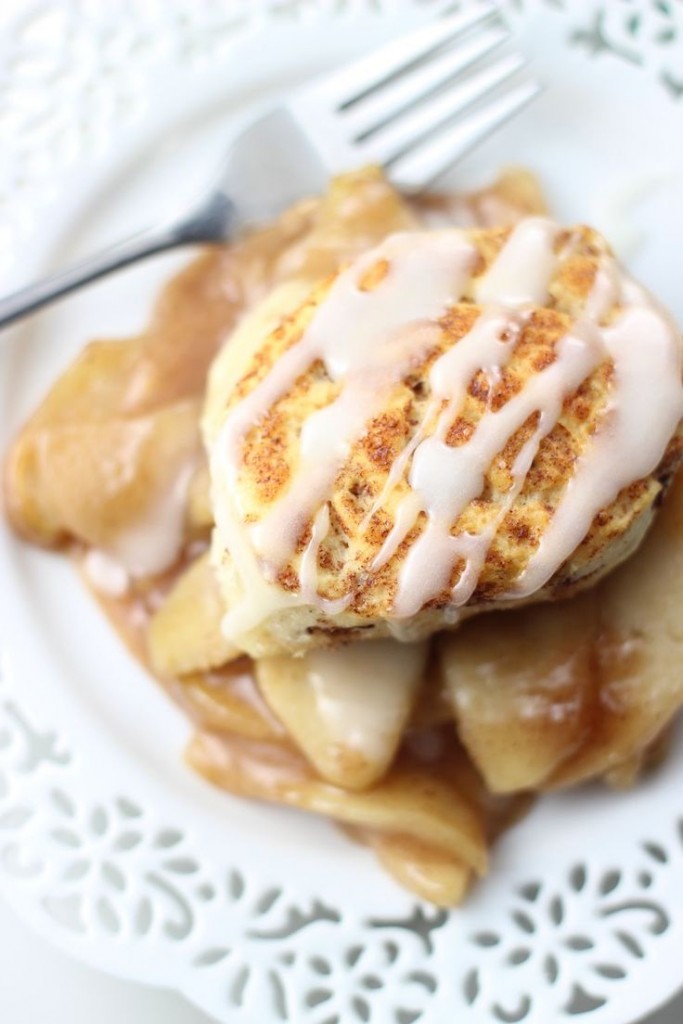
[215,219,683,638]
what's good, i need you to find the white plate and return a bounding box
[1,2,683,1023]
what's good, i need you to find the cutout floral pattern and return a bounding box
[2,2,683,1022]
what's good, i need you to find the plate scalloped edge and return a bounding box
[2,2,683,1023]
[2,648,683,1024]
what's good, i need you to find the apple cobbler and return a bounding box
[5,167,683,906]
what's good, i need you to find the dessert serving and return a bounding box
[5,166,683,906]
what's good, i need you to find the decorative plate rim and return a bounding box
[1,2,683,1023]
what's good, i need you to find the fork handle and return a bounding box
[0,221,193,332]
[0,191,237,332]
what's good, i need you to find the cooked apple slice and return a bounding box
[470,166,549,224]
[148,552,238,677]
[410,652,453,729]
[186,460,213,534]
[5,399,201,559]
[187,730,487,877]
[255,640,428,790]
[440,471,683,793]
[363,830,472,907]
[174,663,285,742]
[439,597,598,793]
[549,471,683,787]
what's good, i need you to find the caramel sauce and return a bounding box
[79,549,286,741]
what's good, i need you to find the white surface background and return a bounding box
[1,1,682,1021]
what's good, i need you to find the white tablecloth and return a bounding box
[0,896,208,1023]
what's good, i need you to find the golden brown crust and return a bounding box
[207,223,683,654]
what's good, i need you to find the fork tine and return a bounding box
[392,80,543,192]
[308,3,501,108]
[360,53,527,166]
[344,25,509,141]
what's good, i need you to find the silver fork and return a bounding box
[0,3,540,331]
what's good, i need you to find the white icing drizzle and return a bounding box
[299,503,352,615]
[363,309,525,540]
[359,401,439,535]
[474,217,559,306]
[109,461,195,578]
[83,457,198,597]
[218,231,477,637]
[213,496,299,641]
[244,233,476,567]
[249,324,443,568]
[391,325,608,616]
[83,549,129,598]
[214,218,683,640]
[304,639,428,761]
[514,301,683,596]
